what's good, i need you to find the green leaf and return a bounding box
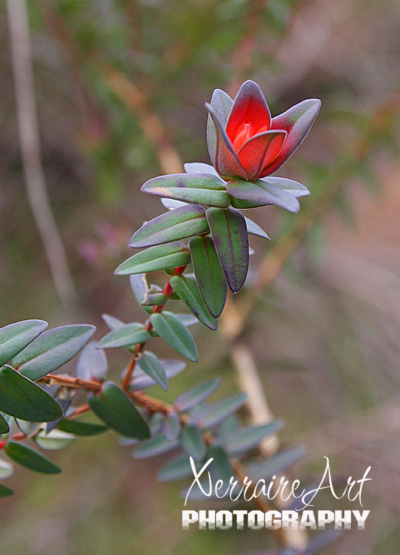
[137,352,168,391]
[130,205,209,248]
[58,419,107,436]
[227,179,300,212]
[115,242,191,276]
[0,320,48,367]
[129,274,149,305]
[170,275,218,330]
[206,207,249,293]
[34,430,76,450]
[162,411,181,440]
[150,311,198,362]
[180,424,206,460]
[245,217,270,240]
[141,173,230,208]
[222,421,284,455]
[189,236,227,318]
[0,366,63,422]
[133,434,179,459]
[140,286,167,307]
[88,382,150,439]
[5,440,61,474]
[12,325,96,381]
[0,413,9,434]
[99,323,150,349]
[194,393,247,429]
[0,483,13,497]
[0,459,14,479]
[175,378,221,412]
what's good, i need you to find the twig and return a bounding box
[6,0,78,306]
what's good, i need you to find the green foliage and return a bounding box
[5,441,61,474]
[99,323,151,349]
[0,365,62,422]
[0,320,48,367]
[12,325,96,381]
[137,351,168,391]
[88,382,150,439]
[150,311,198,362]
[115,242,191,275]
[170,274,218,330]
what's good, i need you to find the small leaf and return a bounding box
[260,176,310,198]
[102,314,126,331]
[193,393,247,429]
[129,205,209,248]
[158,454,193,482]
[0,459,13,479]
[133,434,179,459]
[115,242,191,276]
[190,236,227,317]
[0,483,13,497]
[129,274,149,305]
[207,445,232,482]
[5,440,61,474]
[170,275,218,330]
[99,323,150,349]
[12,325,96,381]
[0,320,48,367]
[137,352,168,391]
[76,341,108,382]
[180,424,206,460]
[88,382,150,439]
[0,366,63,422]
[0,413,9,434]
[162,411,181,440]
[175,378,221,412]
[161,198,187,210]
[141,173,230,208]
[248,446,306,480]
[58,419,107,436]
[245,217,270,240]
[206,207,249,292]
[227,179,300,212]
[222,421,284,455]
[151,312,198,362]
[131,358,186,390]
[175,314,199,328]
[34,429,76,450]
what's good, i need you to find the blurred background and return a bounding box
[1,0,400,553]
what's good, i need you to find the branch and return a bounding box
[6,0,78,307]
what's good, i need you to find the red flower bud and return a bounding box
[206,80,320,181]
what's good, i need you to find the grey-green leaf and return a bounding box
[0,483,13,496]
[170,275,218,330]
[115,242,191,276]
[248,446,306,481]
[12,325,96,381]
[0,320,48,367]
[130,205,209,248]
[175,378,221,412]
[137,352,168,391]
[206,207,249,293]
[190,236,227,318]
[76,341,108,382]
[245,217,270,240]
[193,393,247,429]
[88,382,150,439]
[180,424,206,460]
[141,173,230,208]
[99,323,150,349]
[162,411,181,440]
[150,311,198,362]
[133,434,179,459]
[222,421,284,455]
[5,440,61,474]
[0,366,63,422]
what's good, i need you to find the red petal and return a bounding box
[206,103,248,180]
[237,131,286,181]
[226,81,271,142]
[261,99,321,176]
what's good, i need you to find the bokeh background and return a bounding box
[1,0,400,553]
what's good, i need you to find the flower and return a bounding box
[206,80,321,182]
